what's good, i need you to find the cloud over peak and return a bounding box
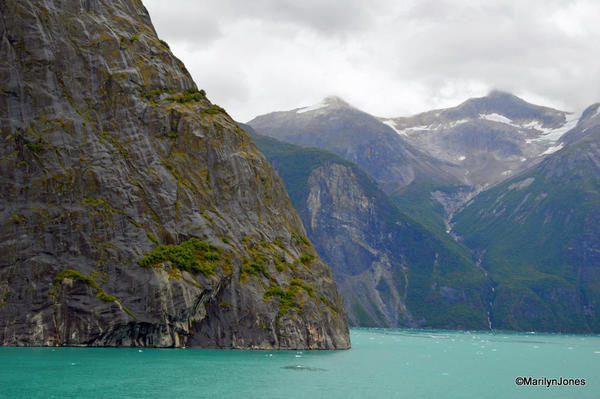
[144,0,600,121]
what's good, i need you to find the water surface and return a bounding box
[1,328,598,398]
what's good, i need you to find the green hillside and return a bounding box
[453,136,600,332]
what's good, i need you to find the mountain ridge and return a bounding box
[248,96,463,189]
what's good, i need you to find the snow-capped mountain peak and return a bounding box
[295,96,351,114]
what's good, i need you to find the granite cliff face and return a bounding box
[0,0,349,348]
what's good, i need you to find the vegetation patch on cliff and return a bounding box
[265,278,314,318]
[54,269,135,318]
[165,88,207,103]
[138,238,229,277]
[239,237,297,282]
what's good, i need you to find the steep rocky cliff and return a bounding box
[0,0,349,348]
[247,128,490,329]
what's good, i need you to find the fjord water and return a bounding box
[1,329,598,398]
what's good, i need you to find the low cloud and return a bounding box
[144,0,600,121]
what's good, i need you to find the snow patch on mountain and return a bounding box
[533,113,580,142]
[521,120,550,132]
[479,113,513,124]
[448,119,470,128]
[509,177,535,190]
[590,104,600,119]
[476,111,580,144]
[398,125,435,135]
[297,101,328,114]
[382,119,407,136]
[542,143,565,155]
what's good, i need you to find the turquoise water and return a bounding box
[1,328,599,398]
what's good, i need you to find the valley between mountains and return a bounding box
[246,93,600,333]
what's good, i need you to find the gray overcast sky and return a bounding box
[143,0,600,122]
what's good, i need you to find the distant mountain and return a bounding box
[451,107,600,333]
[243,124,490,329]
[383,91,575,187]
[248,96,460,187]
[247,93,600,334]
[248,92,578,233]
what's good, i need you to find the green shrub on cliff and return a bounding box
[166,88,207,103]
[54,269,100,290]
[138,238,222,276]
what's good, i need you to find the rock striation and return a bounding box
[0,0,349,348]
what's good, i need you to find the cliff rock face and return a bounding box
[0,0,349,348]
[302,162,489,328]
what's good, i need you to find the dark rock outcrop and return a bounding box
[0,0,349,348]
